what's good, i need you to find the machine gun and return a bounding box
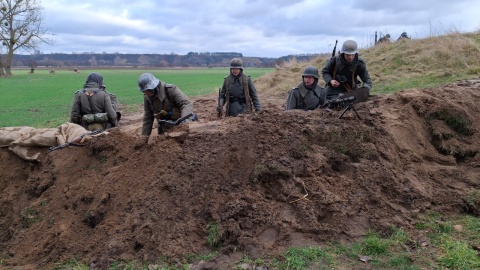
[321,95,361,120]
[48,128,115,153]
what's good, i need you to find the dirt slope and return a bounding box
[1,79,480,269]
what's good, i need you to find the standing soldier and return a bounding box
[70,73,117,131]
[216,58,262,117]
[321,40,372,100]
[286,66,326,110]
[135,73,195,147]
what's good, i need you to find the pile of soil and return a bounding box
[1,79,480,269]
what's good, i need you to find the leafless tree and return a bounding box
[0,0,51,76]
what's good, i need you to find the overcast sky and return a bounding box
[35,0,480,58]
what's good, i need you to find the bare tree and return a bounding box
[0,0,51,76]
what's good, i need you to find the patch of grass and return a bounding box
[438,238,480,269]
[271,246,334,270]
[53,258,89,270]
[206,222,222,248]
[21,207,42,228]
[427,110,473,136]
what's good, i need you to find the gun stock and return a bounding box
[217,87,223,118]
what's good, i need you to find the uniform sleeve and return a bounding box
[247,77,262,111]
[285,88,298,110]
[171,86,194,118]
[141,96,154,136]
[70,93,81,124]
[321,58,335,86]
[219,78,227,106]
[358,60,373,89]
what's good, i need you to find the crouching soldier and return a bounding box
[70,73,117,131]
[135,73,196,147]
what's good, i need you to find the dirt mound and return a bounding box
[1,79,480,269]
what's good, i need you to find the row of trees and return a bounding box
[0,0,49,76]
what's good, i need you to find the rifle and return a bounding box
[217,87,223,118]
[332,40,338,58]
[48,128,115,153]
[158,113,194,127]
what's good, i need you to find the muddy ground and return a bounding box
[1,79,480,269]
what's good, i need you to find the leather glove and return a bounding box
[134,135,149,149]
[154,110,169,120]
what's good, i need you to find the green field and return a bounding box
[0,68,274,128]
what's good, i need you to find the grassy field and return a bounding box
[0,68,274,128]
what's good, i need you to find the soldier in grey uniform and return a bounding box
[135,73,195,147]
[216,58,262,117]
[70,73,117,131]
[286,66,326,110]
[321,40,373,100]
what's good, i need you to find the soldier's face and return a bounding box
[303,76,315,86]
[231,68,241,76]
[344,54,355,62]
[143,89,154,97]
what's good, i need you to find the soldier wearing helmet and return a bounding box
[70,72,118,131]
[216,58,262,117]
[286,66,326,110]
[397,32,410,41]
[321,40,372,100]
[134,73,195,147]
[377,33,391,44]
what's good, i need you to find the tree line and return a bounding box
[11,52,323,69]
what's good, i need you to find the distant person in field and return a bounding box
[70,72,117,131]
[321,40,373,100]
[135,73,196,147]
[286,66,326,110]
[397,32,411,41]
[377,33,391,44]
[216,58,262,117]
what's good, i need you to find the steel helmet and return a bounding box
[340,40,358,55]
[401,32,408,37]
[85,72,104,87]
[230,58,243,69]
[138,73,160,92]
[302,66,319,79]
[385,34,391,38]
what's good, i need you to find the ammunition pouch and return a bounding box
[82,113,108,124]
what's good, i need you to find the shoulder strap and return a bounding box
[242,74,252,112]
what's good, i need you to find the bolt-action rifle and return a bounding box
[217,88,223,118]
[331,40,338,58]
[158,113,194,127]
[48,127,116,153]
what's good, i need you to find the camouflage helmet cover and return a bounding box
[138,72,160,92]
[302,66,319,79]
[340,40,358,55]
[230,58,243,69]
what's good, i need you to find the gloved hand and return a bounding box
[216,106,222,113]
[154,110,169,120]
[134,135,149,149]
